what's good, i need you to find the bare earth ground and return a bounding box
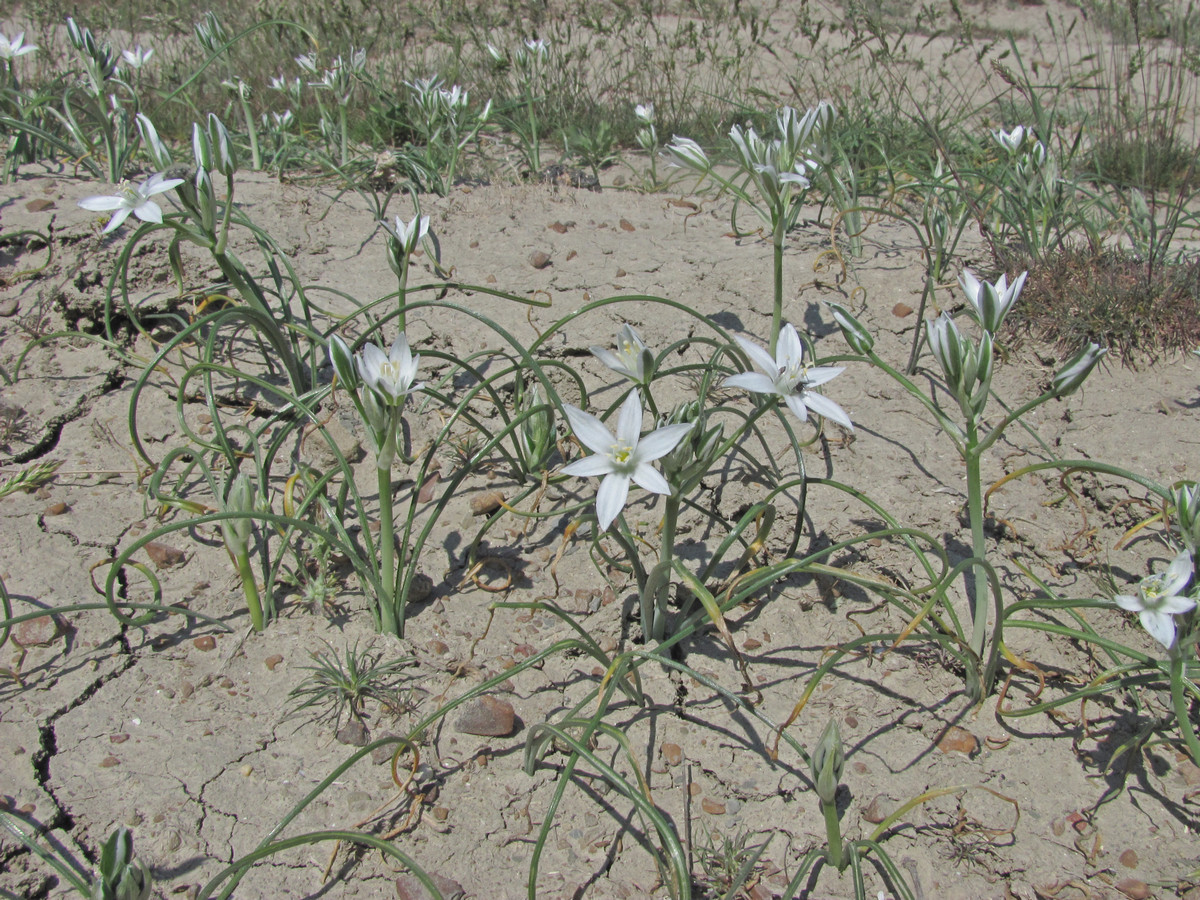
[2,8,1200,900]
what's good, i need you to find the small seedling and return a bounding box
[285,640,416,731]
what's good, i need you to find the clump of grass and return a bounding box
[1010,247,1200,363]
[1089,128,1199,192]
[285,641,417,731]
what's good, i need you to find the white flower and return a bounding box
[77,172,184,233]
[725,324,852,429]
[295,53,319,73]
[524,38,548,59]
[590,324,652,384]
[958,268,1026,333]
[121,45,153,69]
[0,32,36,60]
[381,214,430,256]
[634,103,654,123]
[992,126,1028,154]
[1114,550,1196,650]
[561,390,693,531]
[662,136,709,171]
[357,334,423,407]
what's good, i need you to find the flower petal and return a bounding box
[615,390,644,447]
[803,365,844,388]
[78,195,126,212]
[101,208,132,233]
[631,463,671,495]
[732,334,779,377]
[564,405,615,455]
[635,422,693,462]
[805,392,853,430]
[1140,610,1178,649]
[783,394,809,422]
[724,372,779,396]
[1113,593,1142,612]
[132,200,164,224]
[561,455,615,478]
[777,324,805,368]
[595,472,631,531]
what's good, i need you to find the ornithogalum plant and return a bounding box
[665,102,834,356]
[329,332,424,635]
[828,270,1105,698]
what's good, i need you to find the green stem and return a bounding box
[234,551,264,631]
[397,257,409,333]
[821,799,845,871]
[1171,648,1200,766]
[376,465,399,636]
[338,103,348,168]
[770,218,785,357]
[239,95,261,170]
[653,496,681,641]
[965,429,988,659]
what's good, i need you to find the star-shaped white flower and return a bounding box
[958,268,1026,334]
[0,32,36,60]
[590,324,652,385]
[561,390,693,531]
[121,45,154,69]
[356,333,423,406]
[77,172,184,233]
[1114,549,1196,650]
[381,214,430,256]
[725,324,852,429]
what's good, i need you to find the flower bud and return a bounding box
[825,302,874,355]
[205,113,237,176]
[662,136,709,171]
[94,826,152,900]
[811,718,845,805]
[516,384,555,473]
[1172,483,1200,555]
[137,114,173,170]
[1052,342,1105,397]
[328,335,358,391]
[219,473,255,557]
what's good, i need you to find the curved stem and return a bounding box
[1171,649,1200,766]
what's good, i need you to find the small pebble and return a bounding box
[426,639,449,655]
[0,298,18,318]
[192,636,216,652]
[1115,877,1150,899]
[700,798,726,815]
[548,221,568,233]
[936,725,978,756]
[264,654,284,671]
[336,721,370,747]
[892,302,913,317]
[43,501,69,516]
[395,872,464,900]
[240,764,253,777]
[660,743,683,766]
[455,695,516,737]
[432,806,449,821]
[110,733,129,744]
[619,218,635,231]
[1119,849,1139,869]
[145,541,187,569]
[862,794,889,824]
[470,491,505,516]
[529,250,552,269]
[99,756,120,768]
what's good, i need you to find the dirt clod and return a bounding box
[455,695,515,736]
[395,872,465,900]
[936,726,978,755]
